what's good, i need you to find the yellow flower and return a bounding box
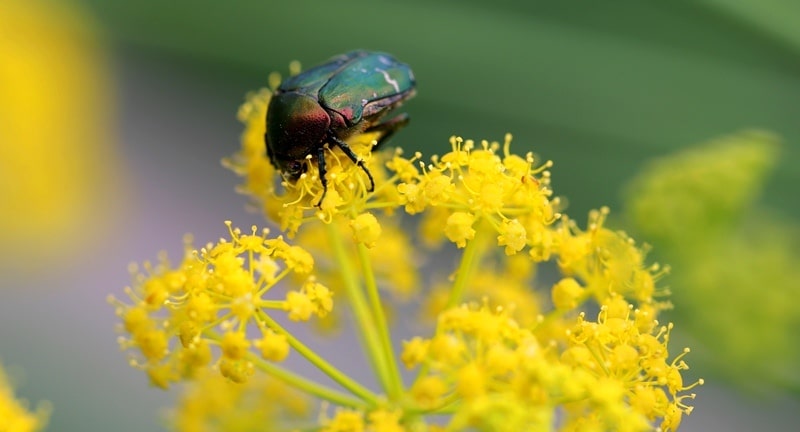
[551,277,585,310]
[0,363,50,432]
[321,409,365,432]
[255,330,290,362]
[444,212,476,248]
[114,68,702,430]
[403,301,700,431]
[410,376,448,409]
[109,222,328,387]
[170,371,310,431]
[350,212,383,248]
[367,409,405,432]
[284,290,315,321]
[497,218,527,255]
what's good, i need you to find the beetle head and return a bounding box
[266,92,331,180]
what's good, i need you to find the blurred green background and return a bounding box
[1,0,799,430]
[82,0,800,219]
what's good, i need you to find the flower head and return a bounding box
[114,64,702,431]
[404,301,700,432]
[109,222,329,387]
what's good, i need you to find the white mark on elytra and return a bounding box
[375,68,400,92]
[378,55,392,65]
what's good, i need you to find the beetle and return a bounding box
[265,50,416,204]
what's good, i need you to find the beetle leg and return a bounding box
[328,133,376,192]
[316,144,329,207]
[366,113,410,150]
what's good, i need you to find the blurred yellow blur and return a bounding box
[0,0,118,270]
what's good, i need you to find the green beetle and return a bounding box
[265,50,416,204]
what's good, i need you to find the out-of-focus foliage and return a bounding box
[623,131,800,394]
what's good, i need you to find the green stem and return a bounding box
[247,353,367,409]
[356,242,403,399]
[413,225,488,387]
[257,310,378,405]
[205,329,368,407]
[325,222,393,395]
[446,224,487,309]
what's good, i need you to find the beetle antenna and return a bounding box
[327,133,376,193]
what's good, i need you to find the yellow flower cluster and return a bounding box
[624,131,799,391]
[319,407,408,432]
[170,371,310,432]
[401,298,701,431]
[109,222,332,388]
[0,363,50,432]
[113,82,701,430]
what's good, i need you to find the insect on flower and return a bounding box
[265,50,416,204]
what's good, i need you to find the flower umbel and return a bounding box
[109,222,340,389]
[113,70,701,430]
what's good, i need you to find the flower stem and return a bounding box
[446,223,488,309]
[246,353,368,409]
[256,310,378,405]
[356,242,403,399]
[411,226,489,389]
[325,222,393,395]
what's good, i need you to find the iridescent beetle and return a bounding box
[265,50,416,204]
